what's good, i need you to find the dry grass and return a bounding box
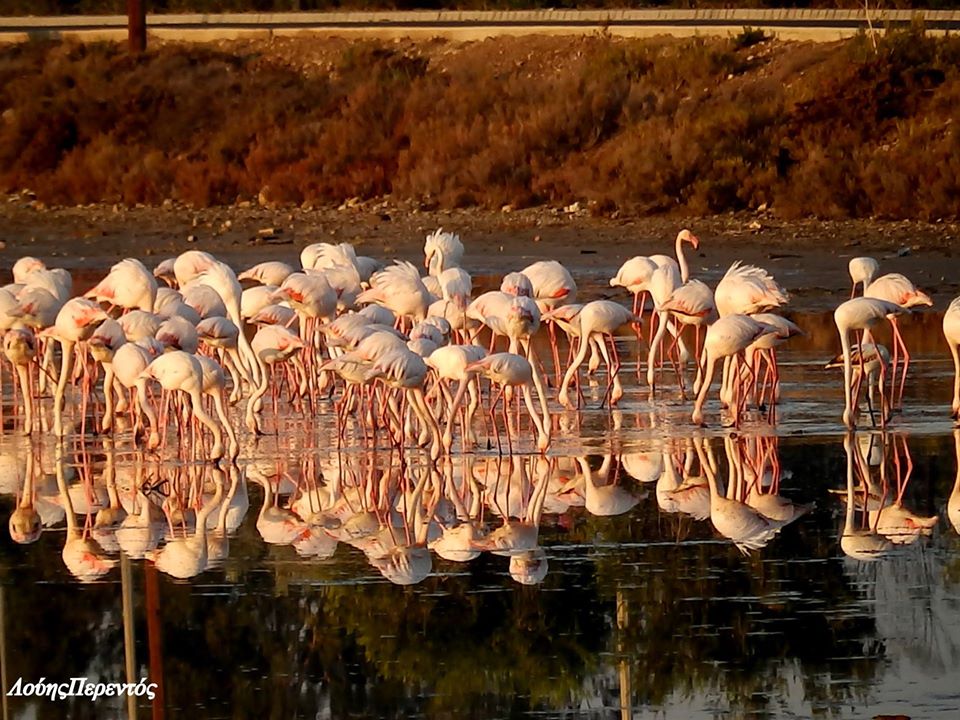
[1,26,959,219]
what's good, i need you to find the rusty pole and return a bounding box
[128,0,146,53]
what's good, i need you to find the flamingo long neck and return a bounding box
[954,432,960,494]
[194,484,224,545]
[676,234,690,284]
[840,329,854,424]
[699,443,722,505]
[844,437,857,533]
[950,343,960,413]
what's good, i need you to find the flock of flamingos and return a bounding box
[1,227,959,583]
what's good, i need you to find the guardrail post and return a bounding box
[128,0,146,52]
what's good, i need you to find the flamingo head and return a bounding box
[9,506,42,544]
[501,272,533,298]
[679,228,700,250]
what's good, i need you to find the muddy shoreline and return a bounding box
[2,199,958,310]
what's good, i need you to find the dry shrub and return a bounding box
[1,29,960,219]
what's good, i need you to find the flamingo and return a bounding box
[694,437,791,554]
[691,315,777,426]
[196,261,260,387]
[152,258,177,287]
[180,282,228,320]
[196,355,240,461]
[111,339,163,446]
[46,297,108,437]
[238,261,294,287]
[945,297,960,419]
[426,344,488,452]
[745,312,802,408]
[714,261,789,318]
[154,287,202,325]
[172,249,216,288]
[156,315,199,354]
[558,301,635,409]
[575,456,643,516]
[245,324,306,434]
[196,316,245,402]
[364,347,443,460]
[834,297,905,427]
[3,328,36,434]
[356,261,432,327]
[649,228,700,284]
[85,258,157,312]
[147,472,223,579]
[948,429,960,534]
[610,255,657,320]
[142,351,228,461]
[117,309,161,342]
[12,256,47,284]
[88,318,127,432]
[466,352,551,453]
[864,273,932,409]
[424,228,465,276]
[848,256,879,298]
[839,432,893,560]
[522,260,577,378]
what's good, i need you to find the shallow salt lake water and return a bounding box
[1,275,960,719]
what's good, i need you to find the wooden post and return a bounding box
[128,0,146,53]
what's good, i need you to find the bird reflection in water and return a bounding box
[54,446,116,582]
[838,431,937,554]
[693,433,811,554]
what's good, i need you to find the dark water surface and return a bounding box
[1,287,960,719]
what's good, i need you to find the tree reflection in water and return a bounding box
[0,430,959,718]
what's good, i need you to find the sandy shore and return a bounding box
[2,198,958,310]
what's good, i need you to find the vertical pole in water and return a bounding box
[0,585,9,720]
[122,554,138,720]
[128,0,146,54]
[616,591,631,720]
[145,563,165,720]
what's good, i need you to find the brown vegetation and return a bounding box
[1,25,959,219]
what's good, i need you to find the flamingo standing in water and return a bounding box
[46,298,109,437]
[557,301,635,409]
[245,325,306,435]
[425,344,488,452]
[691,315,777,426]
[467,352,551,454]
[864,273,932,409]
[3,328,36,434]
[834,297,905,427]
[521,259,577,381]
[142,351,228,461]
[196,261,260,387]
[111,339,163,447]
[944,297,960,420]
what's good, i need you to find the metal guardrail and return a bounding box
[0,9,955,43]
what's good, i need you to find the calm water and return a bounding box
[1,276,959,719]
